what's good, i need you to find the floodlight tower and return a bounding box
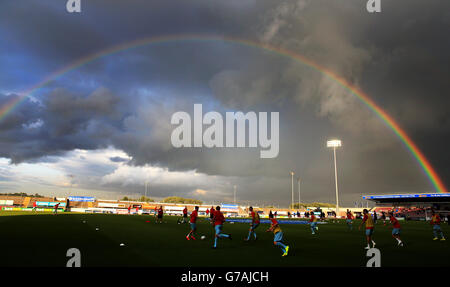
[145,180,148,199]
[297,177,301,209]
[68,174,74,198]
[327,139,342,216]
[233,185,237,205]
[290,171,295,209]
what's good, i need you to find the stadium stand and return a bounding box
[363,193,450,221]
[22,197,31,208]
[1,195,366,219]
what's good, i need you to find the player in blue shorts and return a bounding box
[346,209,354,231]
[245,206,260,241]
[309,212,318,234]
[186,206,199,240]
[430,211,446,241]
[212,206,231,248]
[388,211,404,246]
[266,213,289,256]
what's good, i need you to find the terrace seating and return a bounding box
[69,201,90,208]
[22,197,31,207]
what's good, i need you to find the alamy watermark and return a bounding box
[366,247,381,267]
[367,0,382,13]
[66,0,381,14]
[66,248,81,267]
[170,104,279,159]
[66,0,81,13]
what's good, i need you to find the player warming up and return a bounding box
[359,209,376,249]
[186,206,199,240]
[53,202,60,215]
[212,206,231,249]
[381,211,387,225]
[346,209,354,231]
[388,211,403,246]
[430,211,446,241]
[178,206,188,224]
[266,213,289,256]
[309,212,318,235]
[209,206,215,225]
[156,205,164,224]
[182,206,188,223]
[245,206,260,241]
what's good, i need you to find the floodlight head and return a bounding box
[327,139,342,148]
[290,171,295,176]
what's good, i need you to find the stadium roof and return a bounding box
[362,193,450,206]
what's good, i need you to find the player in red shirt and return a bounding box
[186,206,199,240]
[346,209,354,231]
[127,205,131,215]
[32,201,37,212]
[209,206,215,226]
[430,210,446,241]
[212,206,231,248]
[309,212,318,234]
[388,211,403,246]
[182,206,188,223]
[266,213,289,256]
[156,205,164,224]
[53,203,60,215]
[245,206,260,241]
[381,211,387,225]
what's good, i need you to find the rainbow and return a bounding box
[1,34,447,193]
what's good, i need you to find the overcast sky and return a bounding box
[0,0,449,207]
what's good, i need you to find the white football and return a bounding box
[201,235,206,240]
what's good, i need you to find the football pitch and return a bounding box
[0,211,448,267]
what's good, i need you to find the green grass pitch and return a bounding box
[0,211,448,267]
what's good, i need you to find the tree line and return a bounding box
[120,195,202,205]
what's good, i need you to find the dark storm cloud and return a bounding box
[0,0,449,205]
[0,0,264,73]
[0,88,122,163]
[0,94,42,131]
[42,87,120,136]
